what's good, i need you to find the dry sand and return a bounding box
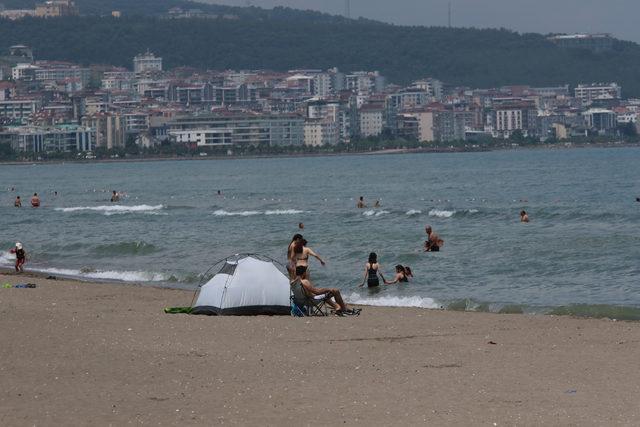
[1,273,640,426]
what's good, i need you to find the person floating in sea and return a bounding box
[9,242,27,273]
[385,265,410,285]
[14,196,21,207]
[298,222,304,230]
[424,225,444,252]
[359,252,386,288]
[217,190,223,196]
[30,193,40,208]
[295,266,358,315]
[636,197,640,203]
[357,196,366,209]
[287,234,304,279]
[293,238,326,278]
[374,199,381,208]
[404,266,413,279]
[110,190,120,203]
[520,210,530,223]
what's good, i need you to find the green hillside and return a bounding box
[1,3,640,96]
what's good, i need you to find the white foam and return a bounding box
[37,267,167,282]
[363,210,389,217]
[0,252,16,265]
[56,205,164,215]
[213,210,261,217]
[468,209,479,214]
[264,209,305,215]
[406,209,422,216]
[346,292,441,309]
[375,210,390,217]
[429,209,455,218]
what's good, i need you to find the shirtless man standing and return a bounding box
[424,225,444,252]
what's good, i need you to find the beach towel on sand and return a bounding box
[164,307,193,314]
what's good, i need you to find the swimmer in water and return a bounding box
[374,199,381,208]
[359,252,386,288]
[14,196,21,207]
[30,193,40,208]
[357,196,366,209]
[520,210,530,223]
[110,190,120,203]
[385,265,409,285]
[424,225,443,252]
[298,222,304,230]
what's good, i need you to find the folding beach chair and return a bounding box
[290,279,330,316]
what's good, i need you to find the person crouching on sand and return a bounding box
[295,266,358,315]
[9,242,27,273]
[385,265,409,285]
[31,193,40,208]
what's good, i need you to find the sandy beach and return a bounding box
[2,273,640,426]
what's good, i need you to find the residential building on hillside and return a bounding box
[548,33,614,52]
[0,124,93,152]
[35,0,79,17]
[133,51,163,74]
[575,83,621,106]
[304,119,340,146]
[358,103,384,137]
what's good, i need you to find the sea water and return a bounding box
[1,148,639,317]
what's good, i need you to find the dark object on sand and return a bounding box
[46,275,57,280]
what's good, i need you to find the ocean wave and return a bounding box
[55,205,165,216]
[363,210,390,217]
[429,209,455,218]
[346,292,442,309]
[547,304,640,321]
[213,210,261,217]
[36,267,168,282]
[406,209,422,216]
[92,241,160,257]
[0,251,16,265]
[265,209,305,215]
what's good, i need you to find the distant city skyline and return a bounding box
[202,0,640,43]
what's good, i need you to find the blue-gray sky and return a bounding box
[203,0,640,43]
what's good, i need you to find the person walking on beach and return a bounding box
[520,210,530,223]
[9,242,27,273]
[287,234,304,279]
[14,196,21,207]
[30,193,40,208]
[357,196,366,209]
[385,265,410,285]
[424,225,444,252]
[359,252,386,288]
[293,238,326,277]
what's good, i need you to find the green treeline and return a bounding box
[1,4,640,95]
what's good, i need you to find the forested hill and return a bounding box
[2,2,640,96]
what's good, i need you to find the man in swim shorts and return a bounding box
[424,225,444,252]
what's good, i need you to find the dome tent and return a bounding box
[191,254,290,316]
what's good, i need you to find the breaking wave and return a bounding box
[363,210,390,217]
[55,205,165,216]
[213,209,304,216]
[428,209,456,218]
[346,292,442,309]
[36,267,168,282]
[406,209,422,216]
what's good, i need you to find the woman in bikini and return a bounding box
[385,265,409,285]
[359,252,386,288]
[293,238,325,277]
[287,234,303,279]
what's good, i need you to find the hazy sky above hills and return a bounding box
[204,0,640,43]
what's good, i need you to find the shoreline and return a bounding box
[0,141,637,166]
[4,266,640,321]
[2,272,640,424]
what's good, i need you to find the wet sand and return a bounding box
[1,272,640,425]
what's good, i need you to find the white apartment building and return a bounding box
[133,51,163,74]
[304,120,339,146]
[495,109,523,131]
[170,129,233,146]
[574,83,621,106]
[12,63,40,80]
[359,105,384,137]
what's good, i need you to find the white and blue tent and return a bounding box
[192,254,290,316]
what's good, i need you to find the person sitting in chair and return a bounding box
[295,266,357,315]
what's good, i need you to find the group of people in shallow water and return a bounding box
[13,193,40,208]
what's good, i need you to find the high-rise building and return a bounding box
[35,0,79,18]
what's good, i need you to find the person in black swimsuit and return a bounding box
[385,265,409,285]
[359,252,386,288]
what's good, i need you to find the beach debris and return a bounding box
[565,389,577,395]
[487,341,497,345]
[2,283,36,288]
[46,275,58,280]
